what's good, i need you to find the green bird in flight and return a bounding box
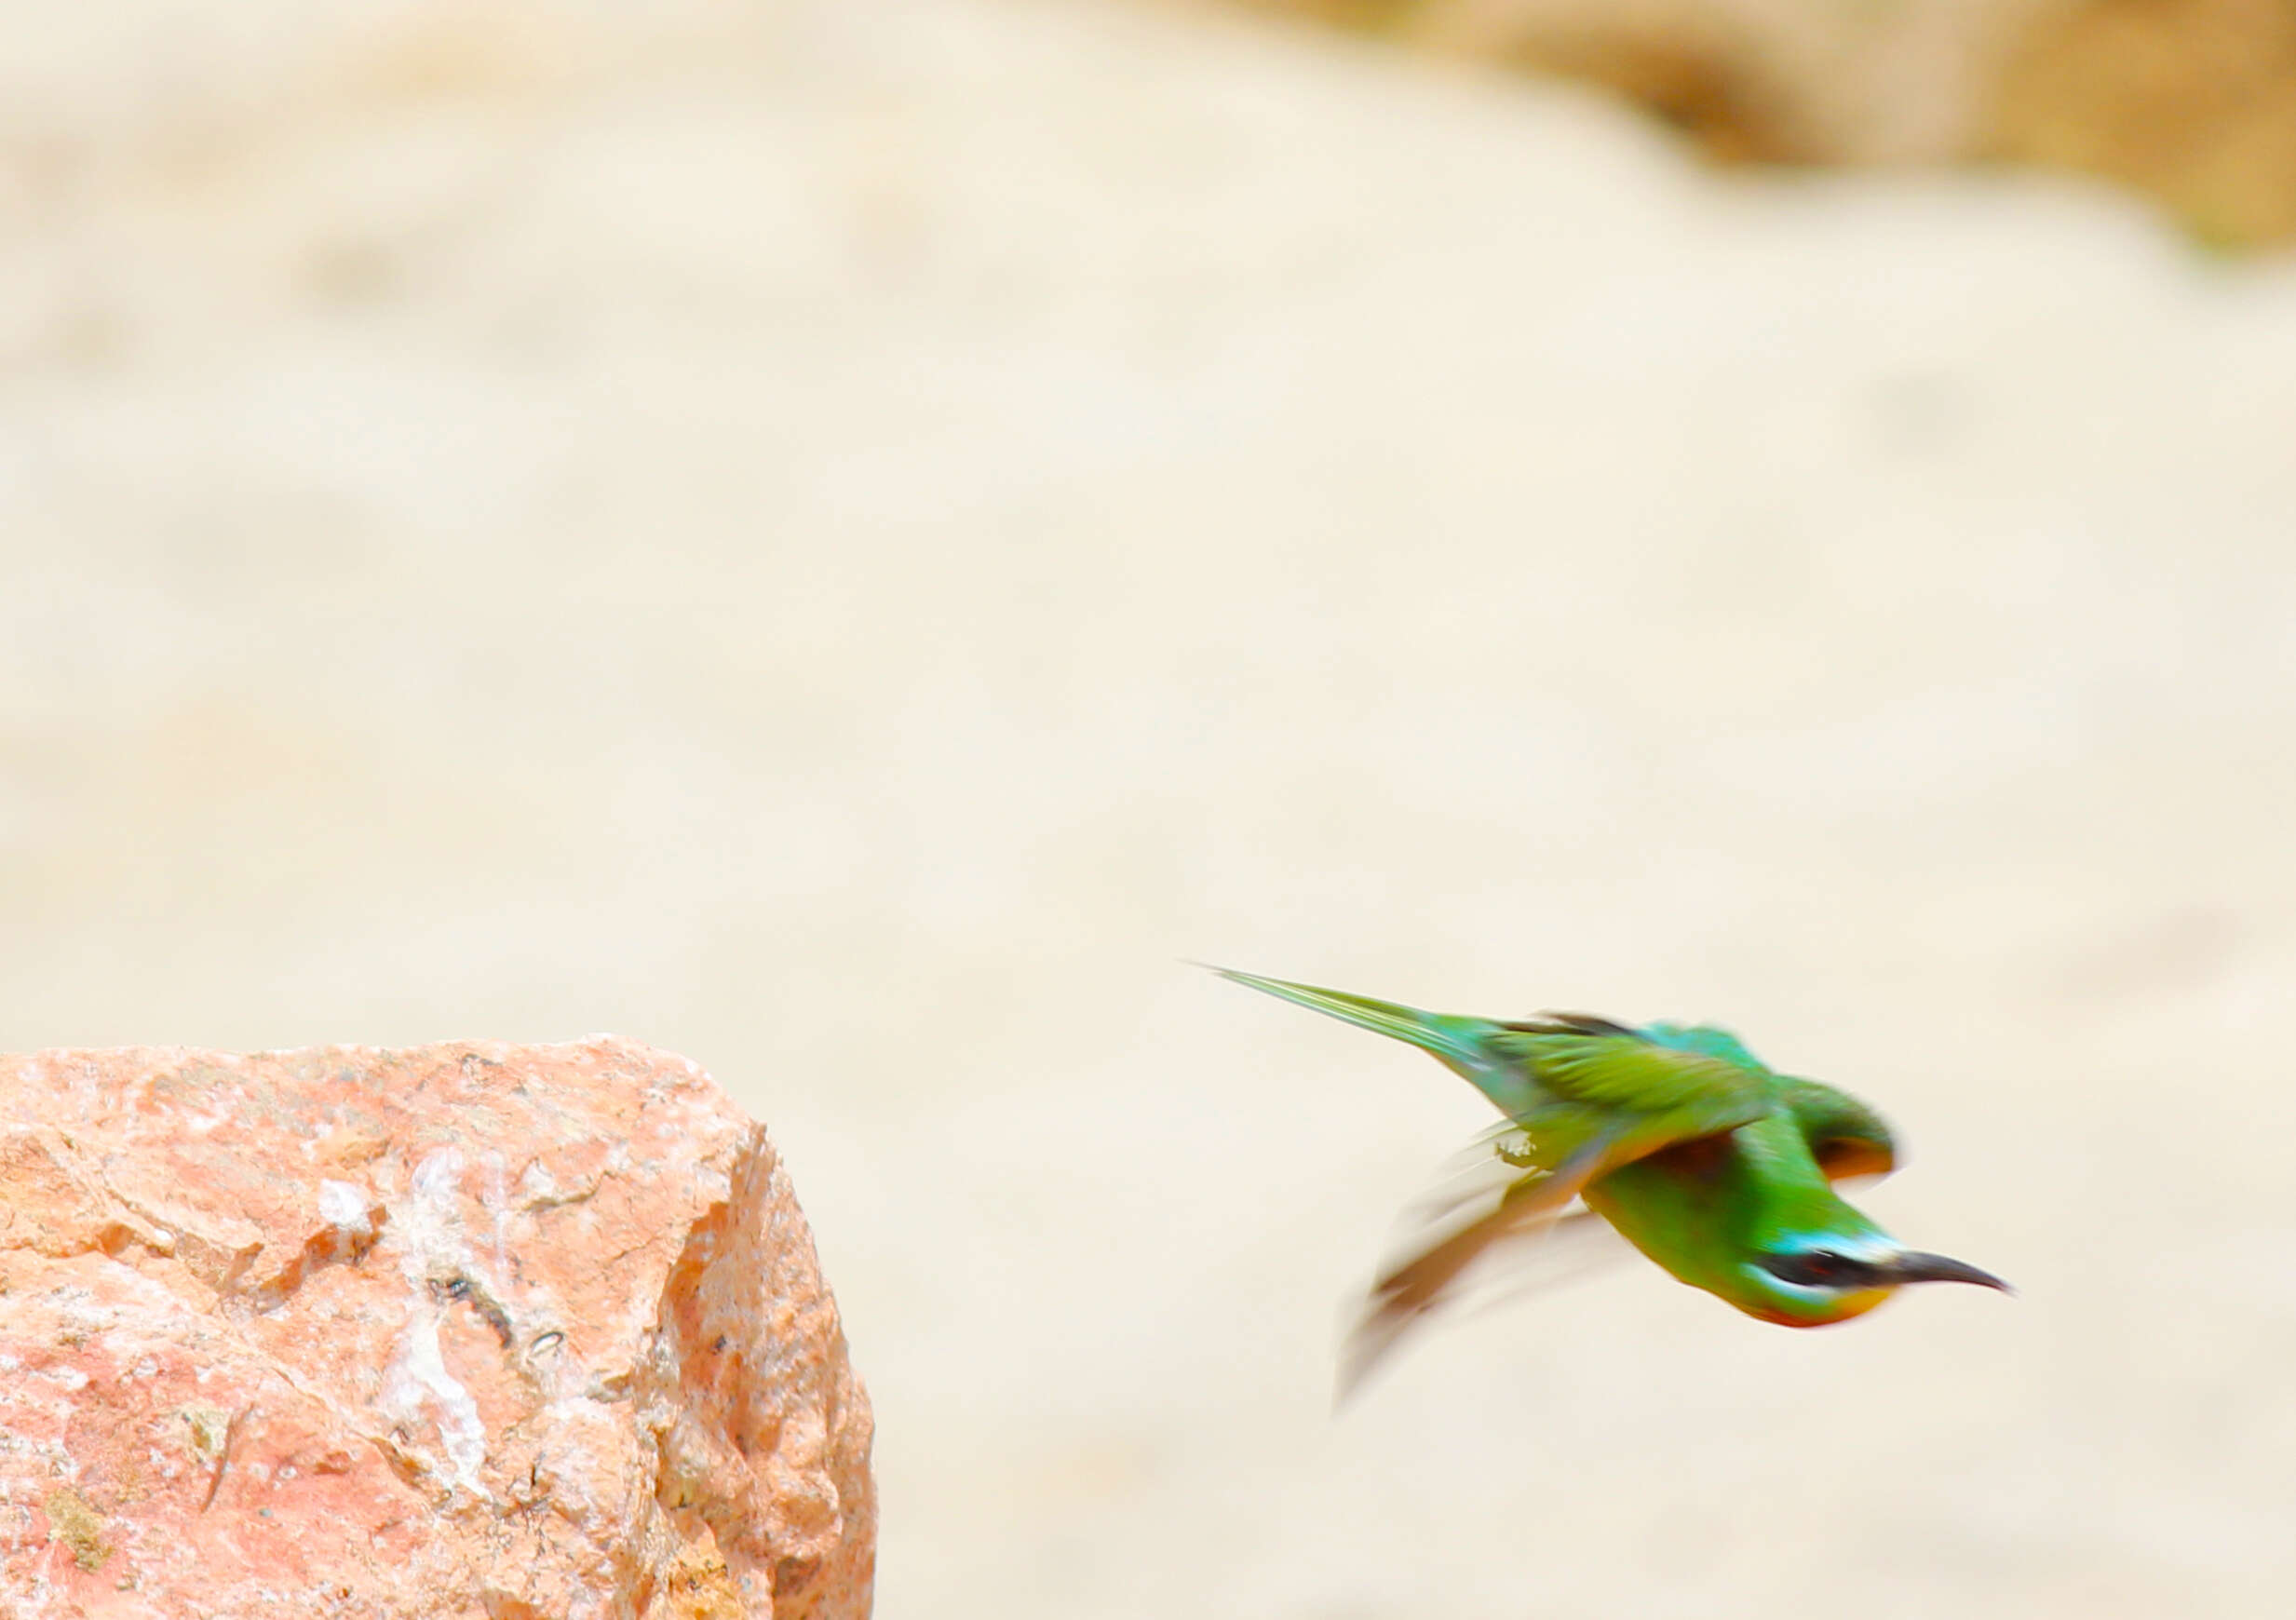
[1210,967,2009,1393]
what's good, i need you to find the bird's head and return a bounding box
[1737,1232,2012,1326]
[1583,1108,2012,1329]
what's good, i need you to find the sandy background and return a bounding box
[6,2,2296,1615]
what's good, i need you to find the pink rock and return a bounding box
[0,1038,875,1618]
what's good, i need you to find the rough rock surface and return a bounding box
[0,1039,874,1619]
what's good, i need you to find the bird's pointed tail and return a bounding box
[1203,965,1500,1080]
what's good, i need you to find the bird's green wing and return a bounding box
[1414,1016,1779,1187]
[1487,1016,1775,1118]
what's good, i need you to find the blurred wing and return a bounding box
[1341,1179,1585,1400]
[1339,1127,1623,1400]
[1346,1147,1629,1394]
[1446,1208,1631,1319]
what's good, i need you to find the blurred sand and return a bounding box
[6,2,2296,1616]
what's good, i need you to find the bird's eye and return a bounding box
[1758,1249,1857,1289]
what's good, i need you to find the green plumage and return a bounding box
[1209,967,2007,1393]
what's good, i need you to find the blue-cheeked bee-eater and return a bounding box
[1209,967,2010,1394]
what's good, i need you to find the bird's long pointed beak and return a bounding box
[1883,1251,2014,1294]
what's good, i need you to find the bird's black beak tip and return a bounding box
[1888,1250,2014,1295]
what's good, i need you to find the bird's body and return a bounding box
[1209,967,2006,1391]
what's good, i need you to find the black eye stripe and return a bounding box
[1757,1249,1881,1289]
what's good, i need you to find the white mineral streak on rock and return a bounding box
[380,1149,493,1501]
[317,1178,373,1240]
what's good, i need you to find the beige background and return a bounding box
[6,2,2295,1615]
